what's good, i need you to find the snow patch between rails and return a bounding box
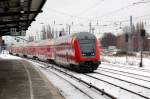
[102,55,150,70]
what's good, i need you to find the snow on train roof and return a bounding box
[76,32,96,39]
[11,43,26,47]
[54,34,71,45]
[11,32,95,47]
[54,32,95,45]
[35,39,53,46]
[11,39,52,47]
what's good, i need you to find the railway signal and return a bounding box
[140,29,145,37]
[125,33,129,42]
[139,29,146,67]
[125,33,129,63]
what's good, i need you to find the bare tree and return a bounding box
[47,24,54,39]
[46,25,51,39]
[28,36,34,42]
[100,32,117,48]
[41,25,46,40]
[117,21,150,52]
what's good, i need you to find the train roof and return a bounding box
[54,32,96,45]
[11,43,26,47]
[76,32,96,39]
[10,40,51,48]
[11,32,96,47]
[34,39,53,46]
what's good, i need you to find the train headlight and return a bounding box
[82,53,85,56]
[92,53,95,55]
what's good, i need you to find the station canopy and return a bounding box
[0,0,46,36]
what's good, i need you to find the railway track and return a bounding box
[29,59,116,99]
[102,62,150,74]
[97,67,150,83]
[87,72,150,99]
[47,68,96,99]
[13,55,149,99]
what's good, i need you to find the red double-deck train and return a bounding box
[9,32,101,72]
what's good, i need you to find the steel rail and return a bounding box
[98,69,150,82]
[98,66,150,79]
[94,71,150,90]
[85,71,150,99]
[32,60,117,99]
[85,74,150,99]
[102,62,150,73]
[45,67,94,99]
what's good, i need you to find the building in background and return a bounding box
[3,36,27,48]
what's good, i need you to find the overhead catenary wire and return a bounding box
[77,0,105,16]
[92,0,150,19]
[76,1,150,28]
[44,0,150,22]
[43,0,150,22]
[37,0,150,33]
[45,7,89,20]
[71,13,150,28]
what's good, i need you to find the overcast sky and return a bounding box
[27,0,150,36]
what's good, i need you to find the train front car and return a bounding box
[73,32,101,72]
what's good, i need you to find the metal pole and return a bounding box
[125,33,129,63]
[89,21,92,33]
[68,25,71,35]
[129,16,133,52]
[140,37,144,67]
[92,28,95,34]
[140,37,143,67]
[139,29,145,67]
[126,42,128,63]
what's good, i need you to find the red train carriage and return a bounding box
[53,32,101,72]
[9,32,101,72]
[34,40,54,61]
[9,43,24,56]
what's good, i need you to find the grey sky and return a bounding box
[27,0,150,36]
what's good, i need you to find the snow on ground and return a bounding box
[29,60,107,99]
[0,53,89,99]
[1,53,150,99]
[0,53,105,99]
[31,62,91,99]
[0,51,21,59]
[101,55,150,79]
[96,66,150,86]
[30,60,137,99]
[102,55,150,70]
[100,63,150,78]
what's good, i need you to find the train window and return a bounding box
[78,39,96,57]
[79,39,95,44]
